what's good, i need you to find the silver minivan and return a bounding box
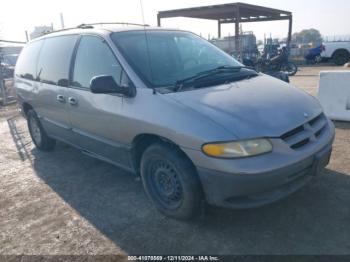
[15,24,335,219]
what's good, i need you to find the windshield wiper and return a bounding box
[174,65,249,92]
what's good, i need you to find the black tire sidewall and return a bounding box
[333,51,349,65]
[283,62,297,76]
[140,143,202,220]
[27,110,42,148]
[27,110,55,151]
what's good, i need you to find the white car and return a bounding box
[321,41,350,65]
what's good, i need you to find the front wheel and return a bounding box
[140,143,203,220]
[315,55,323,64]
[27,110,56,151]
[281,61,298,76]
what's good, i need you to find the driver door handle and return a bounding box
[68,97,78,106]
[56,95,66,103]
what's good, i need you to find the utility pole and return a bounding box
[60,13,65,29]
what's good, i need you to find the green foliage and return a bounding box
[292,29,323,44]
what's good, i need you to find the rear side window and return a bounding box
[72,35,123,89]
[15,40,43,80]
[37,35,78,87]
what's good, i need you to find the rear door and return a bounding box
[35,35,78,141]
[65,35,132,168]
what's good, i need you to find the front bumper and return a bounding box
[197,143,332,209]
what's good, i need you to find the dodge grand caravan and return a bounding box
[15,24,335,220]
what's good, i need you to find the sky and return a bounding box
[1,0,350,42]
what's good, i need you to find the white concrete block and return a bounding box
[318,71,350,121]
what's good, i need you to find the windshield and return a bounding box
[111,30,243,88]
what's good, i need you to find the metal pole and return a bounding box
[25,31,29,42]
[218,20,221,38]
[287,15,293,50]
[235,6,240,56]
[157,14,161,27]
[60,13,65,29]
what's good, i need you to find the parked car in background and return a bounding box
[1,54,19,78]
[1,54,19,105]
[321,41,350,65]
[304,45,324,64]
[15,25,335,220]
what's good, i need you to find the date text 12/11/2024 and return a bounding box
[127,255,220,261]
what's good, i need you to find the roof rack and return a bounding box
[0,39,27,44]
[77,22,150,28]
[42,22,150,37]
[42,26,81,36]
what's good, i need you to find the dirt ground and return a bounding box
[1,66,350,257]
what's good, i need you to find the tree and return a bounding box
[292,29,323,45]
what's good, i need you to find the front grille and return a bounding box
[291,138,310,149]
[281,125,304,140]
[281,113,327,149]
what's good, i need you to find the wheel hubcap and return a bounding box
[150,160,183,208]
[29,116,42,145]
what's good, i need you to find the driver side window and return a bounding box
[72,35,123,89]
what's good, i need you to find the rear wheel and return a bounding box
[140,143,203,220]
[332,50,350,66]
[281,61,298,76]
[27,110,56,151]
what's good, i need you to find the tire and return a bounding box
[140,143,203,220]
[27,110,56,151]
[281,61,298,76]
[315,55,322,64]
[332,50,350,66]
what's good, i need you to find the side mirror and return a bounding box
[90,75,132,96]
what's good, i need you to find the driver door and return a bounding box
[66,35,132,168]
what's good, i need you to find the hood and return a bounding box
[168,74,323,139]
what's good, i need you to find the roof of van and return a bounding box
[32,24,179,42]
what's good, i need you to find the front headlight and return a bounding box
[202,139,272,158]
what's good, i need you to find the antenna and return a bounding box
[60,13,65,29]
[139,0,156,94]
[139,0,146,27]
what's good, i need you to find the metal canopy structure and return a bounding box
[157,2,293,52]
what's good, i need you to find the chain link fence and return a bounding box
[323,35,350,42]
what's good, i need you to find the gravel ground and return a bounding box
[1,66,350,256]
